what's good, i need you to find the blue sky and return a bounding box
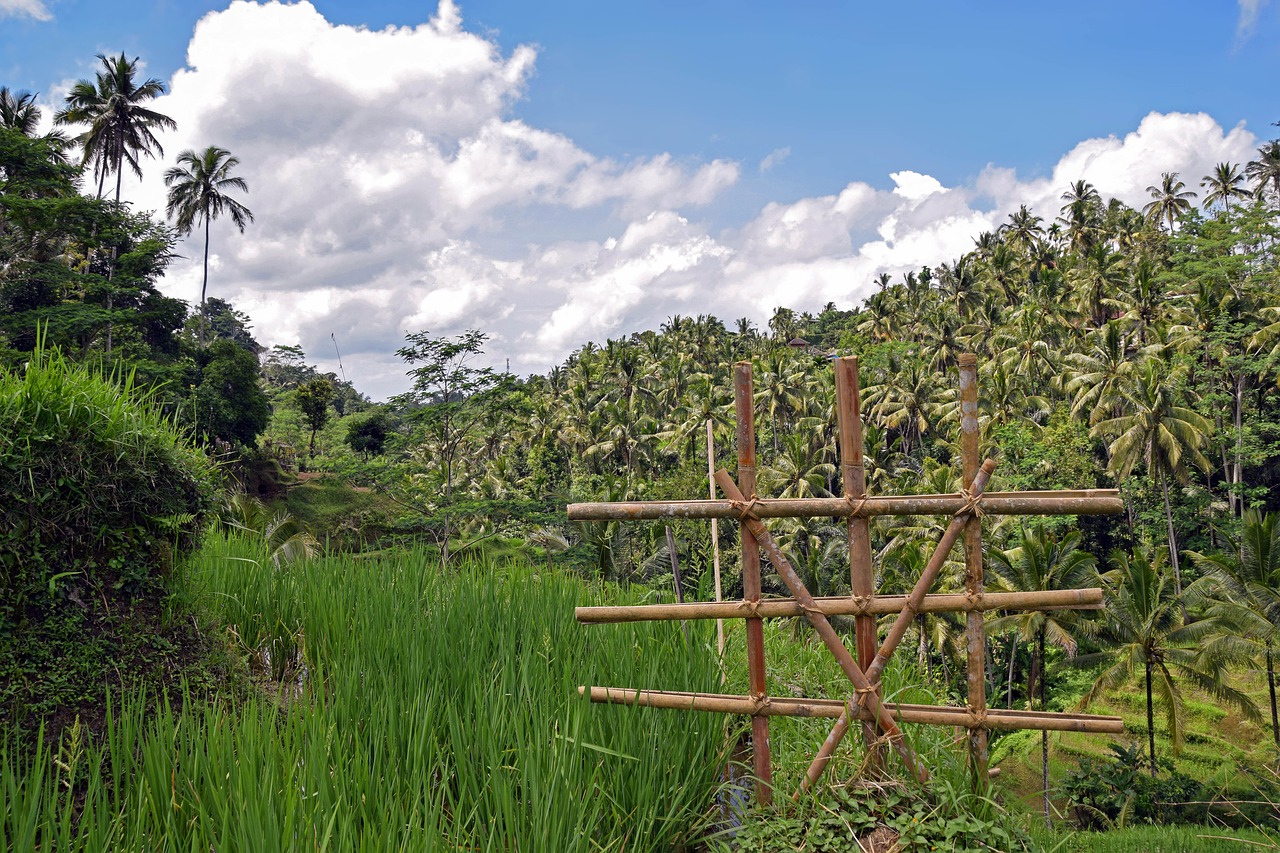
[1,0,1276,397]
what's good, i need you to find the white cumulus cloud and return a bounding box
[0,0,50,21]
[101,1,1263,400]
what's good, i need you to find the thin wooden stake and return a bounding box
[708,419,724,672]
[735,362,772,804]
[665,526,684,603]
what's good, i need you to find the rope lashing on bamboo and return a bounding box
[729,495,762,522]
[736,599,762,618]
[955,487,985,519]
[843,495,869,518]
[967,708,990,730]
[748,694,772,715]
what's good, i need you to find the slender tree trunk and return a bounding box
[1268,645,1279,751]
[1039,629,1050,827]
[1007,633,1017,707]
[1160,470,1183,600]
[1235,375,1246,518]
[199,215,210,348]
[1146,660,1157,777]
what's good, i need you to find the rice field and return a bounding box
[2,534,727,851]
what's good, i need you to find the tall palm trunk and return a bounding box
[1007,634,1017,707]
[199,215,210,348]
[1160,470,1183,600]
[1038,629,1050,827]
[1268,645,1279,750]
[1234,375,1246,518]
[1146,660,1157,777]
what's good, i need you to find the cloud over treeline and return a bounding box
[119,0,1258,399]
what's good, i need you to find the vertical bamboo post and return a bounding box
[959,353,989,783]
[708,419,725,671]
[735,361,772,804]
[835,356,881,768]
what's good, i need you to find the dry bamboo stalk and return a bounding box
[735,362,772,804]
[836,356,880,768]
[575,587,1104,624]
[580,687,1125,733]
[800,457,997,795]
[716,470,930,784]
[567,491,1123,521]
[960,354,989,783]
[707,419,724,670]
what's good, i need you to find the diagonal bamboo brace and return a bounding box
[799,458,997,796]
[715,470,930,784]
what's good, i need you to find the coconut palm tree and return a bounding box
[164,146,254,347]
[0,87,70,163]
[55,53,175,202]
[1247,141,1280,206]
[1091,357,1212,598]
[1143,172,1197,233]
[1188,510,1280,748]
[1059,180,1103,254]
[1080,546,1258,775]
[1200,162,1251,214]
[989,524,1098,825]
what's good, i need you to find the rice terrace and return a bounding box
[4,1,1280,851]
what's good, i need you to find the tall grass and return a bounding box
[2,535,726,850]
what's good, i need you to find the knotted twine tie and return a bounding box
[955,487,985,519]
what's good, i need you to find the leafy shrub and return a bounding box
[1062,742,1208,828]
[717,779,1028,852]
[0,343,216,628]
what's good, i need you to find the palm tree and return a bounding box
[0,87,70,162]
[1188,510,1280,749]
[1200,162,1251,214]
[1059,180,1103,253]
[1091,358,1212,598]
[0,87,41,135]
[55,53,176,202]
[1143,172,1197,233]
[1247,141,1280,206]
[1080,546,1258,774]
[989,524,1098,825]
[164,146,255,347]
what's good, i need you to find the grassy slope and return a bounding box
[993,669,1278,822]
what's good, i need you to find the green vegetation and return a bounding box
[2,535,725,851]
[0,342,217,736]
[8,48,1280,850]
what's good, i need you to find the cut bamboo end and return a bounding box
[580,686,1125,734]
[575,588,1104,624]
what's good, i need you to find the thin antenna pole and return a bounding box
[331,333,347,383]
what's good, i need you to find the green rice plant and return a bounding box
[3,538,727,850]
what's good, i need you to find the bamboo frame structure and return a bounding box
[568,491,1123,521]
[576,588,1104,624]
[572,352,1124,802]
[580,687,1125,734]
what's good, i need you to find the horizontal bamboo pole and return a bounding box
[580,687,1125,734]
[576,588,1104,624]
[567,490,1122,521]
